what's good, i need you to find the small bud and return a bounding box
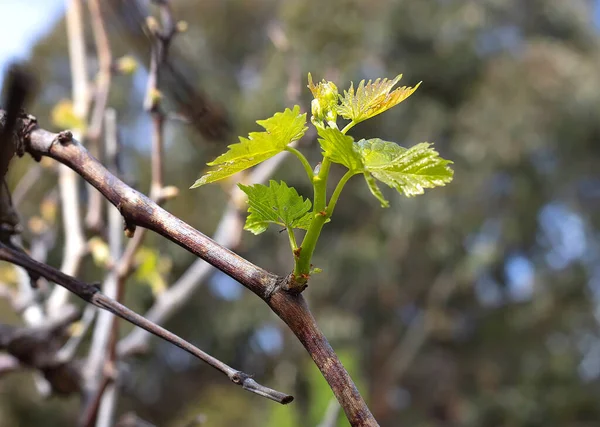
[145,16,160,34]
[293,247,302,259]
[115,56,138,75]
[124,220,136,238]
[69,321,85,337]
[307,73,338,128]
[313,162,321,176]
[320,81,338,105]
[176,20,188,33]
[310,98,322,122]
[147,87,163,109]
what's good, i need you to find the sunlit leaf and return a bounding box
[337,75,420,124]
[238,180,313,234]
[317,127,363,172]
[356,139,454,198]
[50,99,86,131]
[191,106,307,188]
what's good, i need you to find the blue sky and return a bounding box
[2,1,600,87]
[0,0,64,87]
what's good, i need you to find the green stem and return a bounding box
[285,146,314,182]
[294,157,331,280]
[326,170,357,217]
[341,121,357,135]
[287,227,298,251]
[313,157,331,212]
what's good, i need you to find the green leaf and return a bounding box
[356,139,454,198]
[238,180,313,235]
[317,127,363,172]
[191,106,307,188]
[293,211,315,230]
[337,75,420,124]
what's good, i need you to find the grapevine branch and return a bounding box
[5,110,378,426]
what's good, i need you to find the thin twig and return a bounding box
[11,164,42,207]
[117,21,306,354]
[317,398,342,427]
[0,243,292,405]
[47,0,89,317]
[118,153,288,356]
[0,306,82,395]
[91,3,177,421]
[57,304,97,362]
[85,108,123,427]
[385,268,458,382]
[85,0,114,231]
[80,373,112,427]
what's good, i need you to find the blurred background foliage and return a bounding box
[2,0,600,426]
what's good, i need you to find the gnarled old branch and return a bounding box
[1,110,378,427]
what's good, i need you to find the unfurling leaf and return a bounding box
[356,139,454,199]
[191,106,307,188]
[238,180,313,235]
[337,75,420,124]
[317,127,363,172]
[307,73,338,127]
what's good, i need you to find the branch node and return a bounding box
[55,130,73,145]
[123,219,136,238]
[264,274,307,300]
[283,273,308,294]
[293,247,302,259]
[18,113,38,157]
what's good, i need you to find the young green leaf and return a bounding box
[356,139,453,198]
[317,127,363,172]
[337,75,420,124]
[238,180,313,235]
[190,106,307,188]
